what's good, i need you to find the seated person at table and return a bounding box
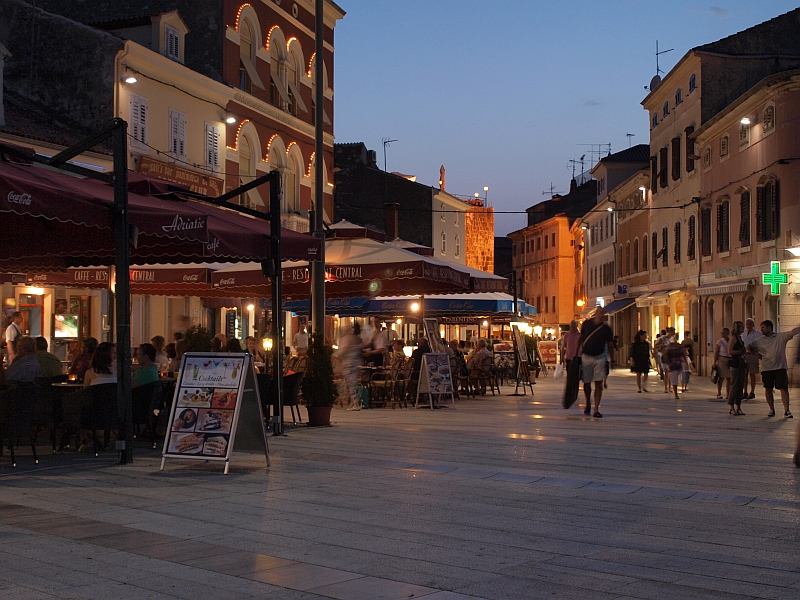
[151,335,168,369]
[169,339,186,372]
[466,338,491,371]
[5,336,42,383]
[35,336,63,378]
[69,337,98,381]
[389,340,406,364]
[411,337,430,377]
[83,342,117,388]
[132,343,159,388]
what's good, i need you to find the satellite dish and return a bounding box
[649,74,662,90]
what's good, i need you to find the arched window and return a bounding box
[441,231,447,255]
[716,200,730,252]
[285,155,299,213]
[239,20,254,93]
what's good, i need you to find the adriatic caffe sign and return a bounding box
[28,268,109,287]
[138,157,224,197]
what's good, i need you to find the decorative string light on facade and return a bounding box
[285,141,297,156]
[306,52,316,78]
[234,3,252,31]
[307,151,316,177]
[226,119,251,150]
[265,25,280,50]
[264,133,279,161]
[285,37,299,52]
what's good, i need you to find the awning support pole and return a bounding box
[311,0,326,335]
[269,171,285,436]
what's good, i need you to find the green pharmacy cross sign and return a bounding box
[762,261,788,295]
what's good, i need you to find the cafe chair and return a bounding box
[283,372,303,425]
[81,383,119,457]
[392,358,414,408]
[132,382,162,449]
[369,363,397,409]
[0,383,41,467]
[480,355,501,396]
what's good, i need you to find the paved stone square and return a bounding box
[1,369,799,599]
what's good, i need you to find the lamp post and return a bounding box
[483,186,489,204]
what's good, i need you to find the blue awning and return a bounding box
[604,297,637,315]
[365,295,518,316]
[261,297,370,316]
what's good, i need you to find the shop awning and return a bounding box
[264,296,370,316]
[696,280,753,296]
[604,297,637,315]
[211,236,472,299]
[636,289,680,307]
[0,159,321,270]
[364,293,523,316]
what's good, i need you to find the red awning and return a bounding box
[0,160,320,271]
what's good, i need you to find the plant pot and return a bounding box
[306,406,332,427]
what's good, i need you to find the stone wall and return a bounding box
[464,206,494,273]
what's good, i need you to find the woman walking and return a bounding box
[629,330,652,393]
[728,321,746,415]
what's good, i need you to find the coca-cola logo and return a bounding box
[182,274,199,282]
[31,274,48,281]
[396,268,414,276]
[218,278,236,285]
[8,191,32,205]
[162,215,206,233]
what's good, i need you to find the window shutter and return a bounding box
[755,187,764,242]
[674,222,681,263]
[687,216,695,260]
[652,232,658,269]
[205,123,220,171]
[659,147,668,188]
[715,204,722,252]
[130,94,147,147]
[650,156,658,192]
[739,192,750,245]
[701,209,712,256]
[685,126,695,172]
[169,110,186,160]
[771,180,779,240]
[643,235,648,269]
[671,137,681,180]
[662,226,668,266]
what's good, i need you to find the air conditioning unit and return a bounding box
[367,149,377,165]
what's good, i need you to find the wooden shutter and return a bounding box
[755,187,764,242]
[701,209,712,256]
[662,226,668,266]
[671,137,681,180]
[205,123,220,171]
[170,110,186,159]
[685,126,695,172]
[652,232,658,269]
[739,192,750,245]
[130,94,147,146]
[674,222,681,263]
[771,180,779,240]
[715,204,722,252]
[687,216,695,260]
[650,156,658,192]
[659,147,668,188]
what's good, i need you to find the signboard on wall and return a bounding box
[138,156,224,196]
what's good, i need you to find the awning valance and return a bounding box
[696,280,752,296]
[604,297,637,315]
[636,289,680,307]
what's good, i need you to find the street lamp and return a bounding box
[483,186,489,203]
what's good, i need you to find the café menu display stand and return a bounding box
[415,353,456,410]
[160,352,269,474]
[510,326,534,396]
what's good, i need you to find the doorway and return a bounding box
[18,293,44,337]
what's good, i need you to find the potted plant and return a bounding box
[301,332,338,426]
[183,325,212,353]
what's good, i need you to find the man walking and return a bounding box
[741,318,762,400]
[748,320,800,418]
[579,308,614,418]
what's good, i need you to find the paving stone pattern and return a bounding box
[1,370,799,599]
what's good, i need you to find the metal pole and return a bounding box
[112,119,133,465]
[310,0,326,335]
[269,171,285,435]
[512,271,518,316]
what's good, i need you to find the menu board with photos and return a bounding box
[423,318,445,353]
[416,353,455,409]
[161,352,267,473]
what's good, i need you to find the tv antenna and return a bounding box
[626,133,635,148]
[542,183,562,197]
[645,41,673,90]
[578,143,611,165]
[381,137,398,172]
[568,154,586,181]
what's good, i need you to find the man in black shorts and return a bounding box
[748,320,800,418]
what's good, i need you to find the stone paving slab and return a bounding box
[1,370,799,599]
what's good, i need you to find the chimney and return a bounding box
[384,202,399,239]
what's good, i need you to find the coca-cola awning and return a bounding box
[0,159,320,271]
[211,237,472,299]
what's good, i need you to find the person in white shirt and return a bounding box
[713,328,732,400]
[748,319,800,419]
[4,311,23,364]
[293,328,309,355]
[741,318,763,400]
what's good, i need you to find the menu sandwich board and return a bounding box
[161,352,269,474]
[416,353,455,409]
[510,326,534,396]
[423,318,445,354]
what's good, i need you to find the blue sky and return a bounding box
[332,1,799,237]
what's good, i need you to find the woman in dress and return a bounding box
[727,321,746,415]
[336,323,363,410]
[629,330,653,393]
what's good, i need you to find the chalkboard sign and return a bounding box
[160,352,269,474]
[415,353,455,409]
